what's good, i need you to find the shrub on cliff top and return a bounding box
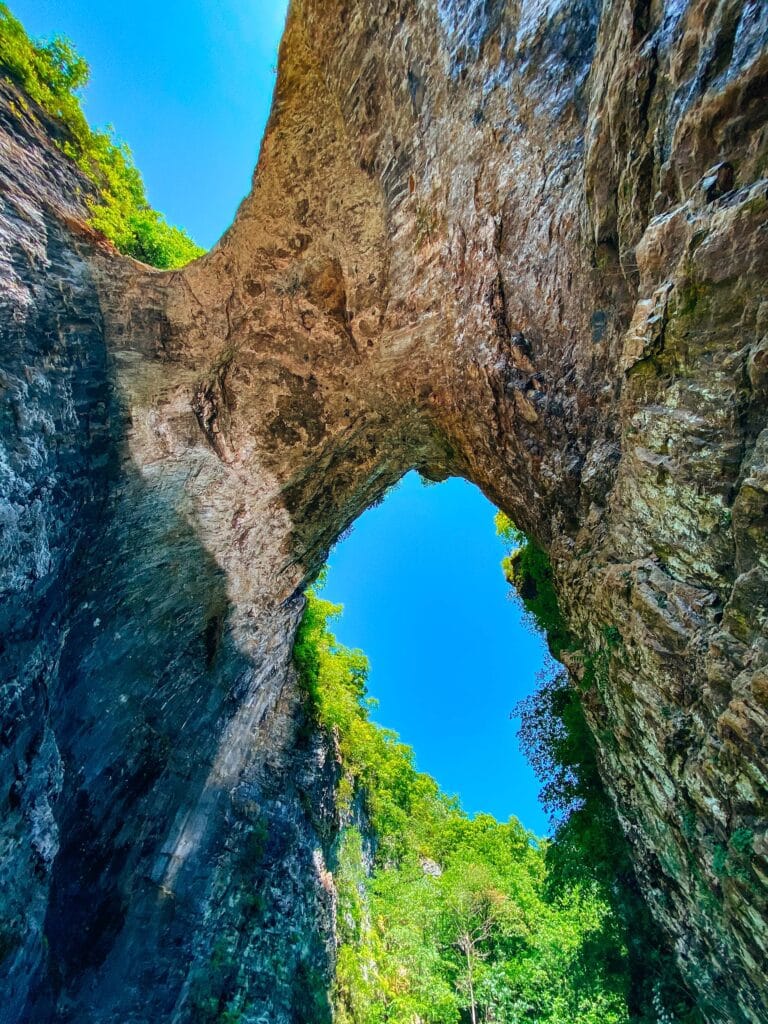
[495,511,574,659]
[0,3,204,268]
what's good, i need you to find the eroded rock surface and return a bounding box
[0,1,766,1021]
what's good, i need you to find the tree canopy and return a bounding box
[295,588,636,1024]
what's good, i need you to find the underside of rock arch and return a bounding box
[1,0,767,1020]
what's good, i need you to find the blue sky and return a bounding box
[324,474,549,833]
[13,0,289,248]
[16,2,549,834]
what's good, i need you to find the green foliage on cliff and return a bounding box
[295,589,636,1024]
[495,512,573,659]
[294,589,451,862]
[499,518,701,1024]
[0,3,204,268]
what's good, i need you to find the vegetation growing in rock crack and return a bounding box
[294,575,691,1024]
[0,3,204,267]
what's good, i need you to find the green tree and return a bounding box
[437,861,513,1024]
[294,587,635,1024]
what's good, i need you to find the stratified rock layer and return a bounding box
[0,1,766,1021]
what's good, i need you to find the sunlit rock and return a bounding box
[0,1,766,1021]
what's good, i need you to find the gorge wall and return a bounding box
[1,0,767,1021]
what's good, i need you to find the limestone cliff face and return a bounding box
[0,1,766,1021]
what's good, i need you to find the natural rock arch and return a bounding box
[0,0,766,1021]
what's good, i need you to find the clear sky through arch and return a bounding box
[14,1,550,835]
[12,0,290,248]
[324,473,549,835]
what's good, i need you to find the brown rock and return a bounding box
[1,1,767,1021]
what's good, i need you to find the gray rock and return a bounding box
[0,1,767,1021]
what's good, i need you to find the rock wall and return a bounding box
[0,1,766,1021]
